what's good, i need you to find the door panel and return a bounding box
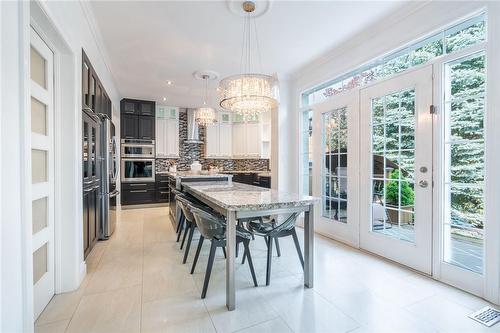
[360,65,433,274]
[30,28,55,319]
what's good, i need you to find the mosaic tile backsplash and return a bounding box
[155,108,270,172]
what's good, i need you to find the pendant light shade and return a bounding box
[219,1,279,116]
[195,74,217,126]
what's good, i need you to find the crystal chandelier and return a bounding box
[196,75,217,126]
[219,1,279,116]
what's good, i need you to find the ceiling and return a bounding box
[89,1,405,108]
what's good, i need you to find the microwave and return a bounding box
[121,139,155,158]
[121,158,155,183]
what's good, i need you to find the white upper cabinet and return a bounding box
[156,105,179,157]
[205,111,232,158]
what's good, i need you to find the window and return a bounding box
[301,12,486,107]
[322,107,348,222]
[443,52,486,274]
[301,110,313,196]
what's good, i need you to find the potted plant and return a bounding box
[385,169,415,224]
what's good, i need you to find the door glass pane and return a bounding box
[443,53,485,274]
[83,122,89,178]
[33,243,48,284]
[31,97,47,135]
[322,107,348,223]
[32,197,48,234]
[91,126,96,177]
[32,149,47,184]
[370,89,416,242]
[30,46,46,88]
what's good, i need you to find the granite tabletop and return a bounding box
[183,181,319,211]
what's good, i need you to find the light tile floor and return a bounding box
[35,207,497,333]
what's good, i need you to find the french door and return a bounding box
[359,66,433,274]
[312,92,359,246]
[30,28,55,318]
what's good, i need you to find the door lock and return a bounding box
[420,166,428,173]
[419,180,428,188]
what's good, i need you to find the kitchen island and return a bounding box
[162,171,232,225]
[182,181,320,311]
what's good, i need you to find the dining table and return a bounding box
[182,181,320,311]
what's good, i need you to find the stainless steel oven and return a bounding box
[121,158,155,182]
[121,139,155,158]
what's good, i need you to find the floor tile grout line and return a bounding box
[231,316,285,333]
[140,212,145,332]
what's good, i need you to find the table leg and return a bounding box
[226,210,236,310]
[304,204,314,288]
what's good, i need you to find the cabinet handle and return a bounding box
[129,183,147,186]
[160,191,169,194]
[130,190,147,193]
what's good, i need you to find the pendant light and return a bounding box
[195,74,217,126]
[219,1,279,116]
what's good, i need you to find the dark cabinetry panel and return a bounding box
[121,182,156,205]
[139,101,155,116]
[82,50,112,118]
[138,116,155,140]
[121,114,139,139]
[83,187,99,258]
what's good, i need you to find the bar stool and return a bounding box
[189,205,258,298]
[246,213,303,286]
[172,189,186,242]
[176,195,204,264]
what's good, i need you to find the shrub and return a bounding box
[385,170,414,206]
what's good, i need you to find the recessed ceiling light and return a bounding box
[162,97,167,101]
[166,81,172,85]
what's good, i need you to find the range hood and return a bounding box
[185,108,203,144]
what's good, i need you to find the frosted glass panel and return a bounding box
[31,97,47,135]
[32,197,48,234]
[32,149,47,183]
[30,47,46,88]
[33,243,48,284]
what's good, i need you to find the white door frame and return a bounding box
[311,91,360,247]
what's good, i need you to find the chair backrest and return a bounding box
[176,196,195,222]
[268,213,299,236]
[189,205,226,240]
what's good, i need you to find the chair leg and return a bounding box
[191,235,204,274]
[236,242,239,258]
[222,246,227,259]
[243,240,258,287]
[266,236,273,286]
[176,214,184,234]
[182,224,195,264]
[291,228,304,269]
[201,241,217,299]
[274,237,281,257]
[176,216,185,243]
[180,221,190,249]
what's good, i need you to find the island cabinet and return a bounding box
[120,98,155,140]
[205,111,232,158]
[155,105,179,157]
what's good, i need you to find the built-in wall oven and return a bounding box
[121,158,155,183]
[121,139,155,158]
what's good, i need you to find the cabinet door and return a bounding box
[96,82,103,114]
[166,118,179,156]
[83,190,90,257]
[138,116,155,140]
[82,59,91,110]
[155,118,166,157]
[122,99,138,115]
[121,114,138,139]
[139,101,155,116]
[219,124,232,157]
[232,123,246,157]
[245,122,262,157]
[205,123,219,157]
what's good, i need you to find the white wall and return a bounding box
[1,2,26,331]
[1,0,121,330]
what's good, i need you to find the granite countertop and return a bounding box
[158,171,232,179]
[220,170,271,177]
[183,181,319,212]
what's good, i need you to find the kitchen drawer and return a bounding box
[121,188,156,205]
[122,182,155,191]
[156,189,170,203]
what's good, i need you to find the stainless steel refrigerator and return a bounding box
[98,114,119,239]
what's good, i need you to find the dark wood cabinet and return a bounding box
[120,98,156,140]
[82,50,112,118]
[121,114,139,139]
[138,116,155,140]
[83,186,99,258]
[139,101,155,116]
[121,182,156,205]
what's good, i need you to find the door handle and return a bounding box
[418,180,428,188]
